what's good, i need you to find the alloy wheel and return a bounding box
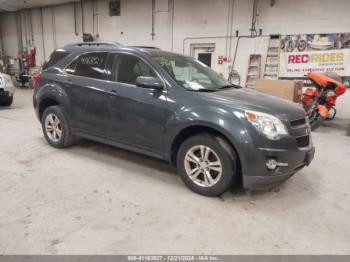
[45,113,62,143]
[184,145,223,187]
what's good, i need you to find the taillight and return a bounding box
[32,73,41,88]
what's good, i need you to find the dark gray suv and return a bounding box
[33,42,315,196]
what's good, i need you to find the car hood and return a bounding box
[199,88,305,121]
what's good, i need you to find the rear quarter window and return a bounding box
[42,50,70,70]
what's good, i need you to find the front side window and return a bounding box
[110,53,157,85]
[152,54,236,91]
[66,52,107,79]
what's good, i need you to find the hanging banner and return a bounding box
[279,33,350,78]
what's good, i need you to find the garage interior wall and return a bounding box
[0,0,350,116]
[1,0,350,76]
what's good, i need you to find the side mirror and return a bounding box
[136,76,164,90]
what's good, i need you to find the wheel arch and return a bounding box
[169,124,242,176]
[38,97,60,120]
[35,82,73,122]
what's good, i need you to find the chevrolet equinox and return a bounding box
[33,42,315,196]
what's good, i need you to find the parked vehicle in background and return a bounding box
[33,42,315,196]
[0,72,15,106]
[303,72,347,130]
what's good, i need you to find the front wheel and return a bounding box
[177,134,239,197]
[308,109,324,130]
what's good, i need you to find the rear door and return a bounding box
[65,52,108,138]
[104,52,167,154]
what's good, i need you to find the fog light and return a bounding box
[266,159,278,170]
[266,159,289,170]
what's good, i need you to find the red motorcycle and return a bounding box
[302,72,346,130]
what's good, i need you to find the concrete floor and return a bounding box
[0,89,350,255]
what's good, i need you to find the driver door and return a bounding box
[104,52,167,155]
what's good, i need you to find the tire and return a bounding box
[176,134,239,197]
[41,105,74,148]
[286,40,294,52]
[297,39,307,51]
[308,110,324,131]
[280,39,286,50]
[0,95,13,106]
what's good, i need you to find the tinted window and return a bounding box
[65,59,77,74]
[111,53,156,85]
[66,52,107,79]
[43,50,70,70]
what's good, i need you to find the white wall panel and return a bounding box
[258,0,350,35]
[1,0,349,84]
[0,12,18,56]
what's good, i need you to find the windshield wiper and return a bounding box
[188,86,235,92]
[192,89,216,92]
[219,84,240,89]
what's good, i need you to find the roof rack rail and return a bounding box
[129,46,161,50]
[64,42,121,48]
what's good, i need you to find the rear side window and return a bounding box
[66,52,107,79]
[42,50,70,70]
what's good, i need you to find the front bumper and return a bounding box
[242,146,315,190]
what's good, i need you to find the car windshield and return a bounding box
[152,54,239,91]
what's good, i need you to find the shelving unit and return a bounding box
[263,35,281,80]
[245,54,261,88]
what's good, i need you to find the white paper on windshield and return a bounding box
[184,81,205,90]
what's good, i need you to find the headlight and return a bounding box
[245,110,288,140]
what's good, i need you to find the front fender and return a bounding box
[164,105,255,175]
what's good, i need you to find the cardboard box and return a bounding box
[255,79,303,103]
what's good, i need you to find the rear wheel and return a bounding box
[177,134,239,197]
[297,39,307,51]
[42,106,74,148]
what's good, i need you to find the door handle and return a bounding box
[67,78,72,83]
